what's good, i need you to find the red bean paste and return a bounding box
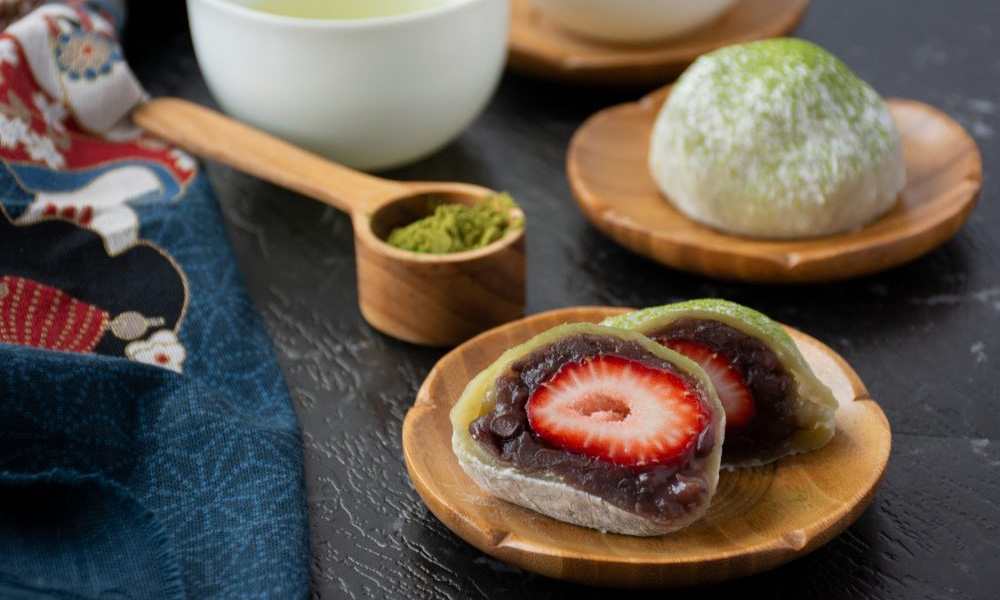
[469,333,718,526]
[649,318,797,463]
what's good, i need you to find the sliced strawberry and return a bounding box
[661,339,755,431]
[525,355,710,468]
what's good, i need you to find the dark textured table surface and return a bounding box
[125,1,998,598]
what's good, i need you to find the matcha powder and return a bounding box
[386,193,522,254]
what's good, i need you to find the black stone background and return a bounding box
[123,1,999,598]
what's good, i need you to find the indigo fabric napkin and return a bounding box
[0,1,310,598]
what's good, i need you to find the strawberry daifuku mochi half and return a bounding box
[450,323,725,536]
[604,299,838,468]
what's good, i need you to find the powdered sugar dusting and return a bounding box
[650,38,906,239]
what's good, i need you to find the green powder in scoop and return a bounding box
[386,193,521,254]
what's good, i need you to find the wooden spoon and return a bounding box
[133,98,525,347]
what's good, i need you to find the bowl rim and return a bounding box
[187,0,488,29]
[527,0,741,43]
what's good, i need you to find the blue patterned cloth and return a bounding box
[0,2,309,598]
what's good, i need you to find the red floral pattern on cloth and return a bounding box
[0,10,195,178]
[0,1,195,373]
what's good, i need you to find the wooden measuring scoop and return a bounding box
[133,98,525,347]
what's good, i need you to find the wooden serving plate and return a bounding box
[508,0,810,85]
[402,306,891,588]
[568,88,982,283]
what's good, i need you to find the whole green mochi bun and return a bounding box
[649,38,906,239]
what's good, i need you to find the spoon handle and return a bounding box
[132,98,407,214]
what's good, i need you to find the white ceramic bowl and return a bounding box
[530,0,738,45]
[187,0,509,171]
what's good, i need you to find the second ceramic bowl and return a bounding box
[187,0,509,171]
[529,0,739,44]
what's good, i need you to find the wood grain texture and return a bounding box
[402,306,891,588]
[355,208,526,347]
[568,88,982,283]
[508,0,810,85]
[134,98,526,346]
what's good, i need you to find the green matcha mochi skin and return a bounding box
[649,38,905,239]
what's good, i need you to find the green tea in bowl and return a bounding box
[249,0,452,20]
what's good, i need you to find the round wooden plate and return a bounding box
[567,88,982,283]
[508,0,810,85]
[402,306,891,588]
